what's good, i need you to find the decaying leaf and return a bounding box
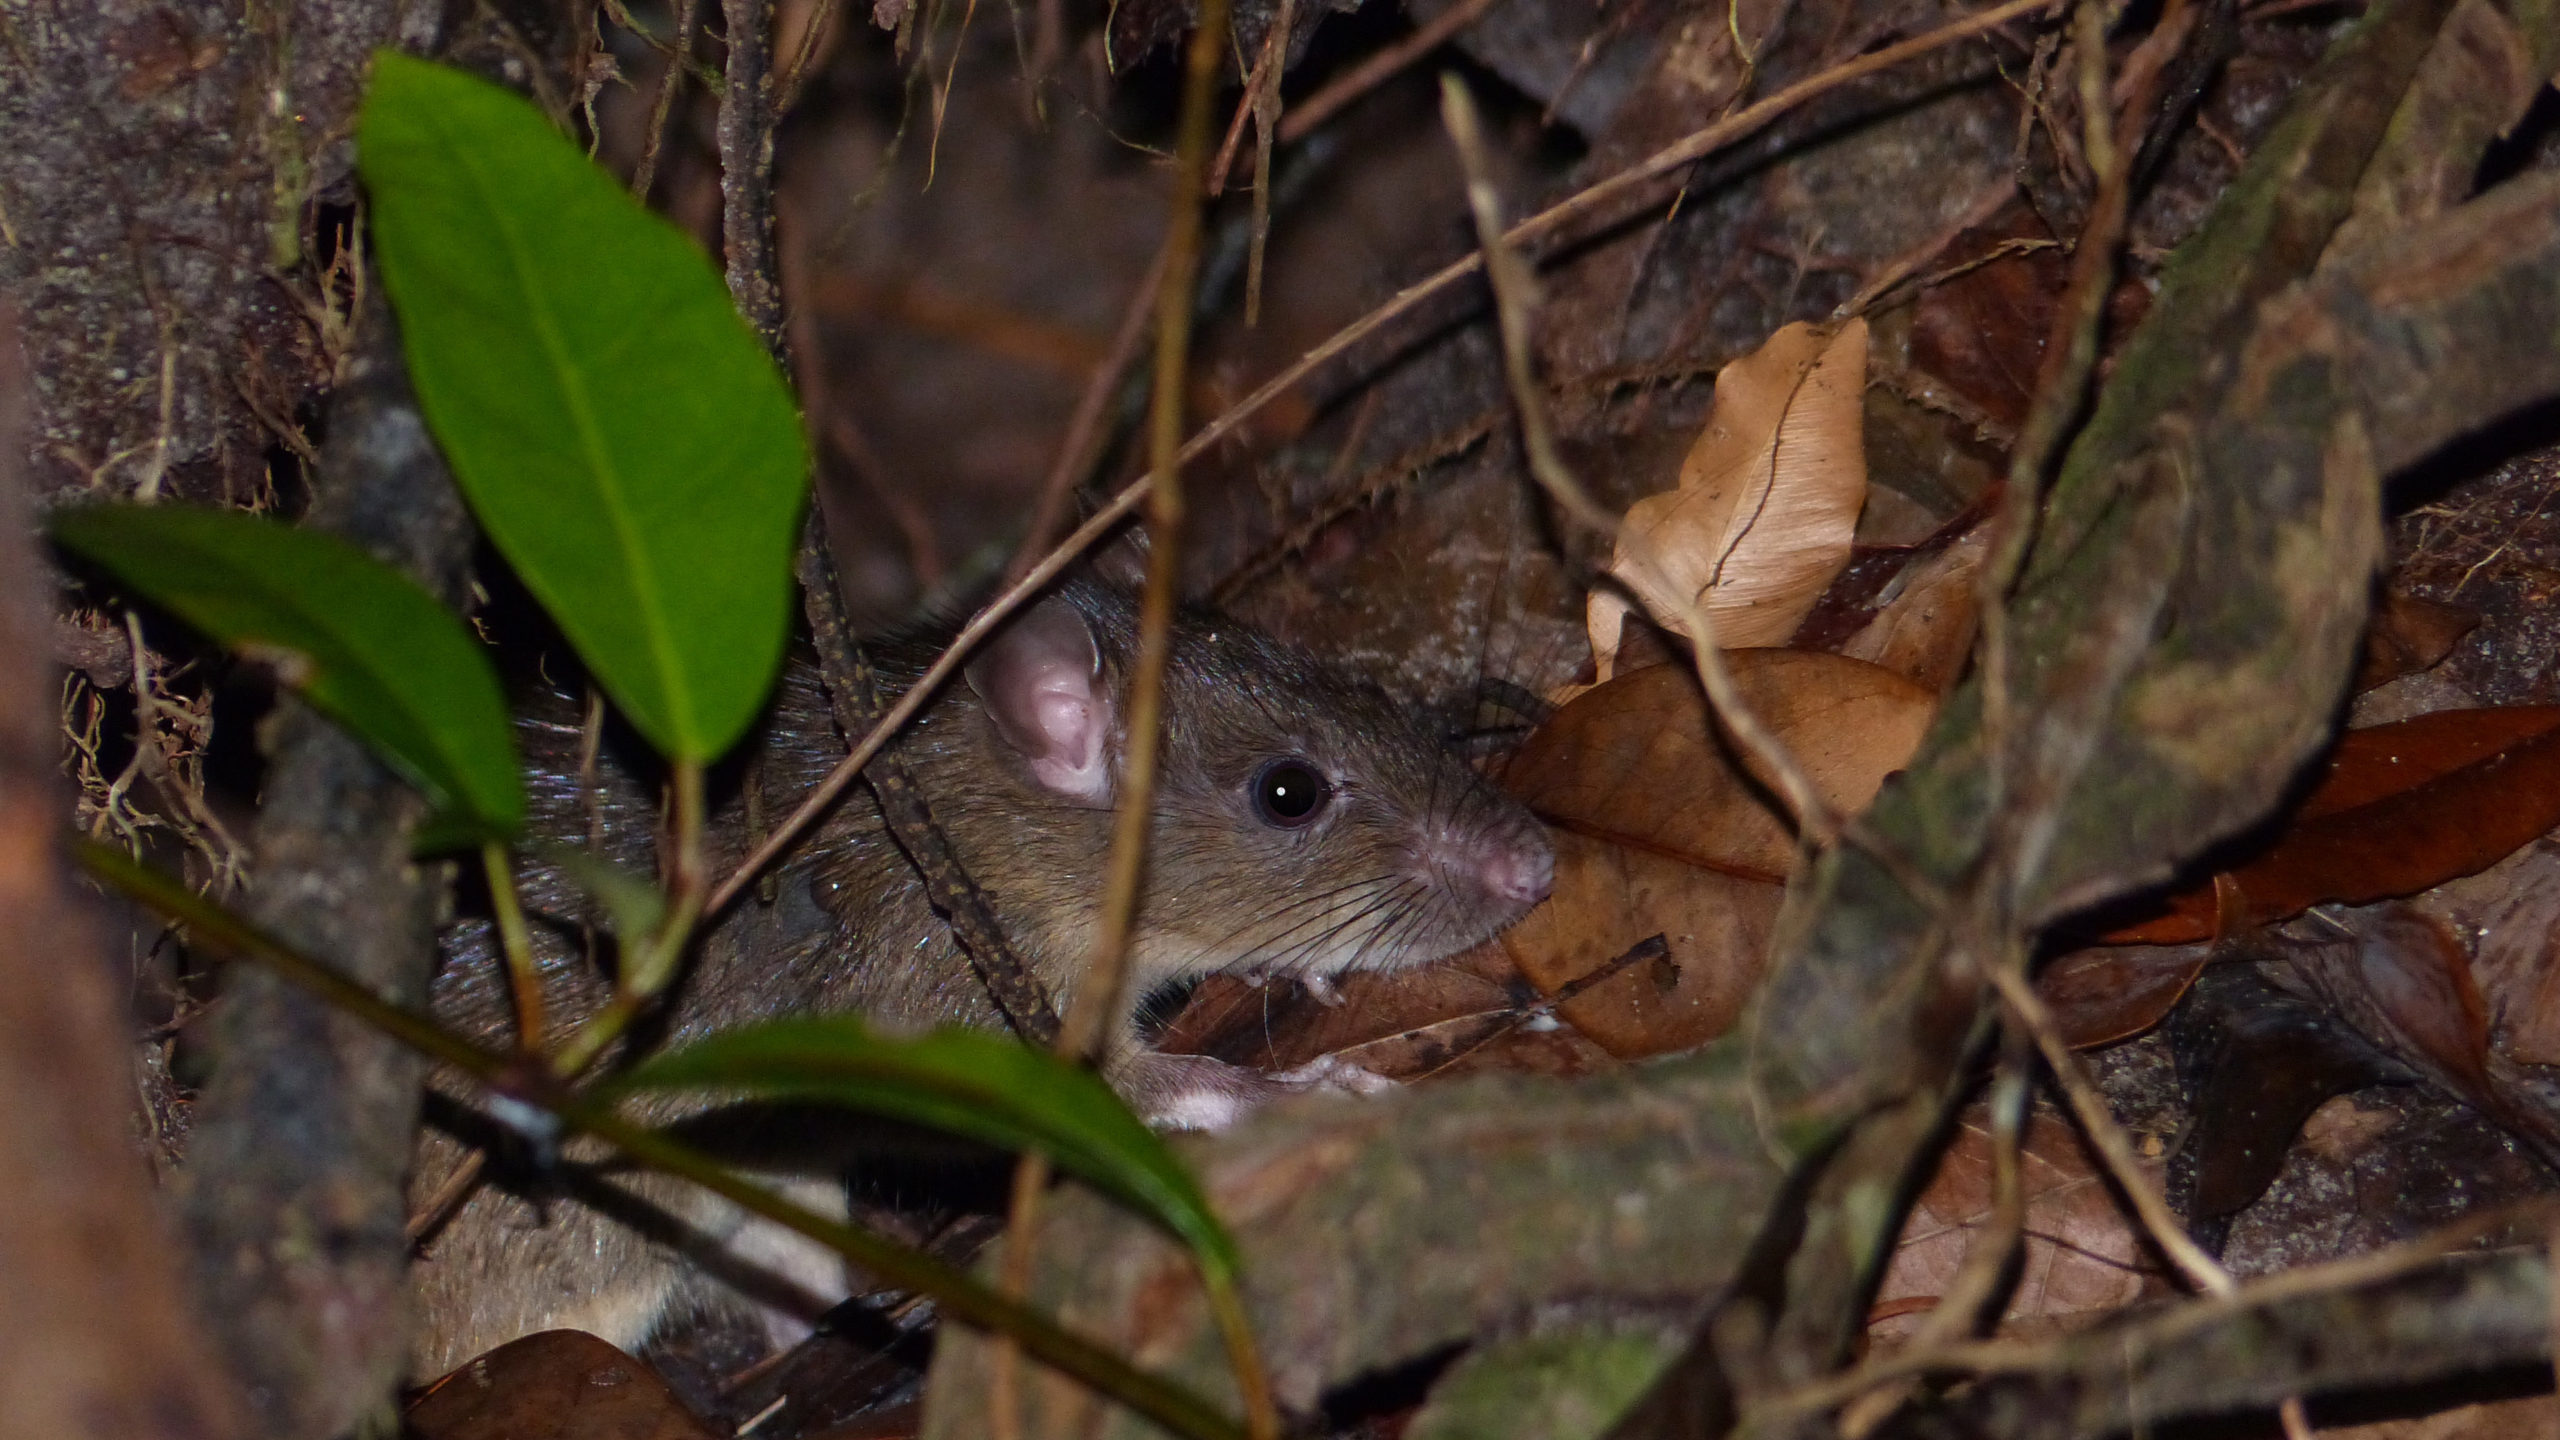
[2355,589,2480,692]
[1840,519,1991,694]
[1869,1103,2157,1342]
[2433,842,2560,1066]
[2273,902,2560,1172]
[1589,320,1870,678]
[2170,964,2407,1220]
[2109,707,2560,943]
[1497,651,1934,1056]
[406,1330,716,1440]
[2037,942,2211,1049]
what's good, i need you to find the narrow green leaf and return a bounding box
[358,51,808,763]
[52,505,523,844]
[609,1018,1242,1281]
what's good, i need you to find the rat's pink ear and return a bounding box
[965,594,1113,804]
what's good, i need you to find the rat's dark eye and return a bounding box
[1251,759,1331,828]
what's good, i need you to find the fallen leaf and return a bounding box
[2108,707,2560,943]
[1507,651,1937,882]
[2295,1093,2400,1164]
[2273,902,2560,1173]
[407,1330,717,1440]
[1497,835,1784,1058]
[2036,942,2210,1049]
[2431,842,2560,1065]
[1589,320,1870,677]
[1869,1101,2157,1341]
[2355,589,2480,692]
[2174,963,2409,1220]
[1839,519,1991,694]
[1496,650,1934,1057]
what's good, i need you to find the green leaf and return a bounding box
[358,51,808,763]
[530,840,667,941]
[608,1018,1242,1281]
[52,504,524,844]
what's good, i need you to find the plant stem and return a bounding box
[552,758,707,1076]
[480,840,546,1052]
[73,837,1251,1440]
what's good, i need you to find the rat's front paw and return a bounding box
[1271,1052,1394,1096]
[1114,1049,1396,1131]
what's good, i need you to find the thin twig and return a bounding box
[481,840,545,1051]
[797,517,1064,1043]
[1278,0,1507,144]
[777,0,849,110]
[632,0,703,201]
[1981,962,2232,1297]
[708,0,2064,910]
[403,1148,488,1244]
[1441,75,1838,843]
[1241,0,1296,323]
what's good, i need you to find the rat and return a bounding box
[407,577,1554,1376]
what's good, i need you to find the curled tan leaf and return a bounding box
[1589,319,1871,677]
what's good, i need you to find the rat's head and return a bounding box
[962,582,1552,988]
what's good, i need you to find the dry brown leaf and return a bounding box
[1589,320,1870,678]
[1508,651,1936,880]
[407,1330,716,1440]
[2036,942,2209,1049]
[2355,589,2480,692]
[1839,519,1990,694]
[1497,650,1934,1056]
[1868,1104,2158,1343]
[2433,843,2560,1065]
[1497,837,1784,1058]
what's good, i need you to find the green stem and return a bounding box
[73,837,1249,1440]
[481,840,546,1051]
[552,757,708,1075]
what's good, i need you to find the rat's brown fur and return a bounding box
[409,581,1550,1373]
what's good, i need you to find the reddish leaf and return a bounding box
[408,1330,717,1440]
[2354,589,2479,692]
[2036,943,2210,1049]
[2108,707,2560,943]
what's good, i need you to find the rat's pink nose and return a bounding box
[1480,839,1553,907]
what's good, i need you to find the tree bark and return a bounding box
[0,302,244,1440]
